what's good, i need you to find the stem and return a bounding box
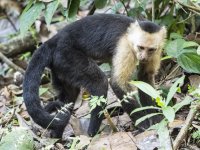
[152,0,155,22]
[104,110,118,133]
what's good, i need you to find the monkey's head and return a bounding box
[127,20,167,62]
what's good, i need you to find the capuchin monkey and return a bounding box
[23,14,166,138]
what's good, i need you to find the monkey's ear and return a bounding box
[128,21,139,33]
[161,26,167,39]
[134,20,140,27]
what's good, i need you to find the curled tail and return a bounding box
[23,44,70,137]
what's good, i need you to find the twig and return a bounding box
[177,12,194,24]
[188,8,200,16]
[120,0,128,15]
[0,51,25,74]
[173,102,200,150]
[152,0,155,22]
[87,2,96,16]
[3,10,17,32]
[158,64,181,86]
[0,108,17,126]
[5,108,16,126]
[0,131,4,142]
[104,110,118,132]
[176,0,200,13]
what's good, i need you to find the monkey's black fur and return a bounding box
[23,14,161,138]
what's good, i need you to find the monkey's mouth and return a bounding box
[139,60,149,63]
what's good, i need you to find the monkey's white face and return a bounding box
[127,22,166,62]
[134,45,157,61]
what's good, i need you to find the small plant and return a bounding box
[89,95,118,133]
[89,95,107,113]
[191,129,200,147]
[192,129,200,140]
[130,75,194,149]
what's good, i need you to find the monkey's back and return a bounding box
[55,14,135,59]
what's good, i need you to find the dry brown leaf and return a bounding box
[88,132,137,150]
[0,98,6,117]
[75,135,91,149]
[8,84,22,95]
[189,75,200,88]
[19,110,30,120]
[169,119,184,129]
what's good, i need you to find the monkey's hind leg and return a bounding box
[45,73,80,113]
[84,64,108,137]
[70,59,108,137]
[45,73,80,138]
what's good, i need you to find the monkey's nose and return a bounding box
[139,56,148,63]
[139,56,146,61]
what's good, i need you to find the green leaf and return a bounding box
[97,100,101,106]
[182,41,199,49]
[157,119,170,149]
[161,55,173,61]
[0,128,34,150]
[173,96,193,112]
[177,51,200,73]
[90,104,96,112]
[15,96,23,102]
[110,1,123,13]
[21,0,34,14]
[197,46,200,55]
[155,97,165,107]
[39,87,48,96]
[190,88,200,97]
[68,0,80,18]
[162,106,175,122]
[131,106,161,115]
[165,37,200,74]
[128,7,144,17]
[130,81,161,99]
[99,63,111,72]
[134,0,149,9]
[165,76,185,106]
[169,33,183,40]
[20,2,45,35]
[94,0,107,9]
[44,0,59,26]
[135,113,162,126]
[100,98,107,103]
[165,39,185,58]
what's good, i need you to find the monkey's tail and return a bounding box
[23,44,70,133]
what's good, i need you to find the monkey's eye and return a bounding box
[138,46,145,50]
[148,48,156,52]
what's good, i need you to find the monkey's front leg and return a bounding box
[110,81,150,129]
[137,63,157,107]
[137,63,162,124]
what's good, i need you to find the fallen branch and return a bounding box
[173,101,200,150]
[0,33,37,57]
[0,21,68,58]
[0,51,25,74]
